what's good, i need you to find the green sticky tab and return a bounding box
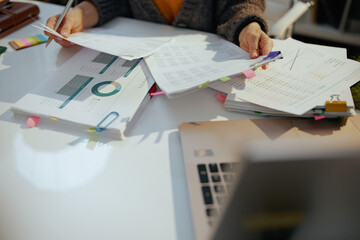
[0,46,7,55]
[219,76,231,82]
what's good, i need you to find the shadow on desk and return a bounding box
[0,45,82,104]
[168,131,196,240]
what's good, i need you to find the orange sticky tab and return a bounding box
[14,39,25,48]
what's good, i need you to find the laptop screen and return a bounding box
[211,140,360,240]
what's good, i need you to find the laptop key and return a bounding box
[197,164,209,183]
[220,163,238,172]
[223,174,234,183]
[208,220,217,227]
[214,185,225,193]
[208,163,219,172]
[211,175,221,183]
[206,208,219,217]
[217,196,225,205]
[202,186,213,205]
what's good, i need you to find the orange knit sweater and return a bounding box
[152,0,183,23]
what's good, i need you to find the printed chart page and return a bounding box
[12,48,154,138]
[214,38,360,115]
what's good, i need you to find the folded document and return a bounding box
[11,48,155,139]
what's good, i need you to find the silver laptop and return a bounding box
[179,116,360,240]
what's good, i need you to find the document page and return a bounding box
[145,40,262,97]
[35,23,172,60]
[216,38,360,115]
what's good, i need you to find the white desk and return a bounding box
[0,1,261,239]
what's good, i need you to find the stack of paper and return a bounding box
[11,48,155,139]
[210,38,360,118]
[144,40,280,98]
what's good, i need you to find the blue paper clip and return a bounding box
[95,111,120,132]
[250,51,283,68]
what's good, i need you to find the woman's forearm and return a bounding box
[75,1,100,28]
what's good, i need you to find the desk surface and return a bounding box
[0,1,262,240]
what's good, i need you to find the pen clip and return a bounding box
[95,111,119,132]
[249,51,283,68]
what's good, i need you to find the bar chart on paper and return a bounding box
[57,75,94,109]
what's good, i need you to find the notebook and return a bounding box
[179,115,360,240]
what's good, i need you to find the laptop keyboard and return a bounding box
[197,162,239,226]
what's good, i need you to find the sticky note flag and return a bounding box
[26,116,40,128]
[219,77,231,82]
[150,91,166,96]
[217,93,226,103]
[242,70,256,79]
[314,114,326,121]
[87,127,96,132]
[198,81,210,88]
[9,34,47,50]
[0,46,6,55]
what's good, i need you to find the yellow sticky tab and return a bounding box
[87,127,96,132]
[198,81,210,88]
[219,77,231,82]
[325,101,347,112]
[254,66,261,70]
[50,117,58,120]
[26,36,42,45]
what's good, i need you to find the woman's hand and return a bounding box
[44,1,99,47]
[239,22,274,69]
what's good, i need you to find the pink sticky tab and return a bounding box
[150,91,166,96]
[314,114,326,121]
[20,38,32,47]
[26,116,40,128]
[242,70,256,79]
[217,93,226,103]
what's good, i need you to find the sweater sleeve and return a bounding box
[88,0,130,26]
[216,0,268,45]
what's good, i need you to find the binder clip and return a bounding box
[249,51,283,68]
[325,94,347,112]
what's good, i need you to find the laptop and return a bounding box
[179,116,360,240]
